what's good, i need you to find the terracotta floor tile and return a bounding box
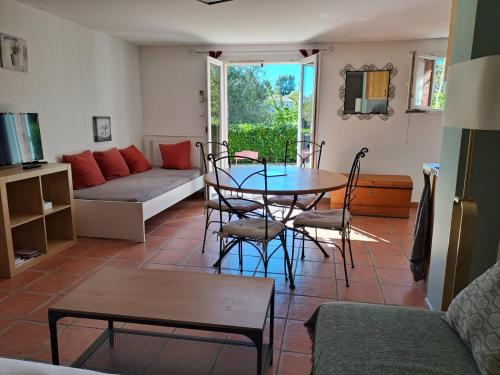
[288,295,333,321]
[293,276,337,299]
[0,321,49,356]
[335,264,378,283]
[0,290,12,302]
[161,239,202,251]
[27,295,65,323]
[367,241,404,256]
[115,245,158,262]
[0,271,45,291]
[24,273,81,294]
[0,292,52,318]
[61,243,95,257]
[295,260,334,278]
[149,225,179,238]
[32,255,73,272]
[371,254,410,269]
[334,251,372,266]
[381,284,426,308]
[0,318,15,333]
[376,267,418,287]
[337,280,384,304]
[278,352,312,375]
[106,260,142,270]
[145,235,171,249]
[33,326,103,364]
[274,293,291,319]
[282,319,311,354]
[147,250,191,265]
[140,263,177,271]
[81,244,126,259]
[180,252,220,268]
[55,258,104,275]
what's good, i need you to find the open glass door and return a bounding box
[206,57,225,161]
[297,54,319,168]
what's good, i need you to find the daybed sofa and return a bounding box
[0,358,104,374]
[305,261,500,375]
[74,135,205,242]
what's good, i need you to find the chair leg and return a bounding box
[347,229,354,268]
[301,230,306,260]
[218,236,224,274]
[239,241,243,273]
[341,233,349,287]
[279,233,295,290]
[263,242,268,277]
[201,207,211,253]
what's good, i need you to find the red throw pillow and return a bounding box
[119,145,152,174]
[62,150,106,190]
[93,148,130,180]
[159,141,192,170]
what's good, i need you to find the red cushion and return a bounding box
[62,150,106,190]
[119,145,152,174]
[159,141,192,170]
[93,148,130,180]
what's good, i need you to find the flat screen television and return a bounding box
[0,113,44,166]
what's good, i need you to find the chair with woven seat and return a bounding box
[268,140,326,211]
[292,147,368,287]
[208,153,295,289]
[196,141,263,253]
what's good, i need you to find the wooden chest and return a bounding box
[330,174,413,218]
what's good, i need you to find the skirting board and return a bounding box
[75,176,204,242]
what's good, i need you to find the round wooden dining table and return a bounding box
[203,164,348,219]
[204,164,347,194]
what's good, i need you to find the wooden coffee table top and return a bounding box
[50,267,274,331]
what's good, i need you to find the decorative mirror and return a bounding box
[337,63,397,120]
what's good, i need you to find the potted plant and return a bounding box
[10,40,21,66]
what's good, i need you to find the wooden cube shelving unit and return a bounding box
[0,163,76,278]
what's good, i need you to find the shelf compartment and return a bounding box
[11,218,47,266]
[44,204,71,217]
[41,171,71,206]
[6,177,43,225]
[45,208,75,253]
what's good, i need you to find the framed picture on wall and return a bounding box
[93,116,112,142]
[0,33,28,72]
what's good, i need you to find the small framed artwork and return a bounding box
[0,33,28,72]
[93,116,112,142]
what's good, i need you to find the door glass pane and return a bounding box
[210,63,222,156]
[299,62,315,167]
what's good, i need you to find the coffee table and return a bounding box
[48,267,275,375]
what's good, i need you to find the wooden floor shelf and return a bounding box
[0,164,76,278]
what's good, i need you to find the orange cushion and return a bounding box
[159,141,192,170]
[62,150,106,190]
[93,148,130,180]
[119,145,152,174]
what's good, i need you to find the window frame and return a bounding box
[407,51,446,113]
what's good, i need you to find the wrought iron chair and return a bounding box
[196,141,263,253]
[268,140,326,211]
[208,153,295,289]
[292,147,368,287]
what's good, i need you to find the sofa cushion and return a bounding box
[63,150,106,190]
[0,357,104,374]
[159,141,192,170]
[93,148,130,180]
[445,261,500,375]
[119,145,152,174]
[305,302,480,375]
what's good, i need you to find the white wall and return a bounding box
[0,0,143,161]
[139,39,446,201]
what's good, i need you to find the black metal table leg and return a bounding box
[48,312,60,365]
[270,286,275,366]
[108,320,114,347]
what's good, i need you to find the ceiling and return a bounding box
[17,0,451,45]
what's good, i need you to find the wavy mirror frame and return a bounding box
[337,63,397,121]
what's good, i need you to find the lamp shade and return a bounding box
[443,54,500,130]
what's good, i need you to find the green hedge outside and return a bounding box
[228,123,297,163]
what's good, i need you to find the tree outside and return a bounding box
[227,64,300,163]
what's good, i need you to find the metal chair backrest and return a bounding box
[195,141,229,173]
[208,154,271,238]
[342,147,369,227]
[284,140,325,169]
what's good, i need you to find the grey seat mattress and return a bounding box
[305,302,480,375]
[74,167,201,203]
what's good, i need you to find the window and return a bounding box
[407,51,446,111]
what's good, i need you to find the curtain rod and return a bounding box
[188,47,334,54]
